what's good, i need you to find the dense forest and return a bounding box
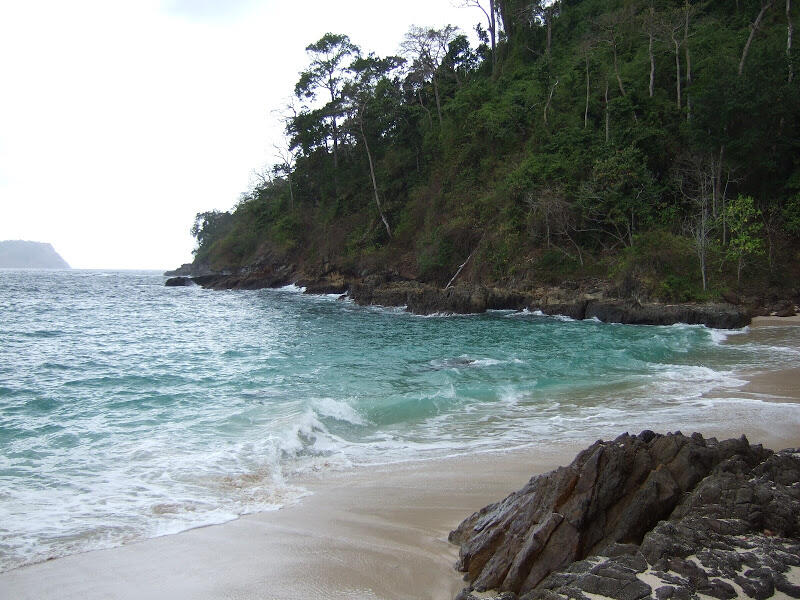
[189,0,799,303]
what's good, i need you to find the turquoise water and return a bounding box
[1,269,799,570]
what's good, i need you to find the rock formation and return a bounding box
[450,431,800,600]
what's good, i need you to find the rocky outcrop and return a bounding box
[163,261,216,277]
[535,300,750,329]
[164,276,194,286]
[165,261,751,328]
[450,431,800,600]
[349,279,528,314]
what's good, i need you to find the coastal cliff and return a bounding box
[450,431,800,600]
[0,240,70,269]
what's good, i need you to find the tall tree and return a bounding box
[295,33,361,169]
[400,25,460,126]
[459,1,498,72]
[344,55,405,238]
[739,0,776,76]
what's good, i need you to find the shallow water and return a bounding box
[1,269,798,570]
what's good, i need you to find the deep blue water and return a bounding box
[1,269,798,570]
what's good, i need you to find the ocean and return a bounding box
[1,269,798,571]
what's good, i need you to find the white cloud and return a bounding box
[0,0,480,269]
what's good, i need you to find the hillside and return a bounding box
[178,0,799,307]
[0,241,70,269]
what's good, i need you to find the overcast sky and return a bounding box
[0,0,481,270]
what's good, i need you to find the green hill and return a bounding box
[184,0,799,304]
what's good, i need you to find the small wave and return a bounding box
[278,284,306,293]
[414,311,481,318]
[552,314,576,322]
[428,355,504,370]
[313,398,367,425]
[23,330,64,338]
[706,326,748,345]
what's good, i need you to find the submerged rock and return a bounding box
[450,431,800,600]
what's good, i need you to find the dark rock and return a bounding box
[451,433,800,600]
[536,301,588,321]
[164,276,194,286]
[583,300,750,329]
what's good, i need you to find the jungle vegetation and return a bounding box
[190,0,799,302]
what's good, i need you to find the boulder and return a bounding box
[450,432,800,600]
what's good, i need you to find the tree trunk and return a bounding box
[684,1,693,120]
[417,91,433,128]
[331,117,339,169]
[737,254,743,285]
[546,7,553,58]
[490,0,497,75]
[432,77,443,126]
[585,55,590,128]
[673,36,682,109]
[288,171,294,211]
[359,111,391,238]
[649,7,655,98]
[612,45,626,96]
[739,0,775,76]
[648,34,655,97]
[604,78,610,143]
[544,79,559,126]
[788,0,795,83]
[699,208,708,291]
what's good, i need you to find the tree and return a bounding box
[343,54,405,238]
[674,153,718,292]
[294,33,361,169]
[739,0,776,76]
[726,194,765,284]
[191,211,233,256]
[458,0,498,72]
[272,139,297,211]
[580,146,659,249]
[526,185,584,265]
[400,25,460,126]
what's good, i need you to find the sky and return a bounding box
[0,0,482,270]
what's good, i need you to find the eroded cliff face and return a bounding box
[450,431,800,600]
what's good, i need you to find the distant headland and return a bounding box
[0,240,70,269]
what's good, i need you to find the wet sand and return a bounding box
[714,315,800,403]
[2,317,800,600]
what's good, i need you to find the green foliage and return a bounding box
[726,194,765,283]
[614,231,706,301]
[188,1,800,296]
[783,194,800,237]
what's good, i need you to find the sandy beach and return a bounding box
[2,317,799,600]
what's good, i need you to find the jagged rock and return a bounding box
[450,432,800,600]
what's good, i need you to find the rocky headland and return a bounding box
[450,431,800,600]
[0,240,70,269]
[160,256,800,328]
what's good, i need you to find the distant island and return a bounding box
[0,240,70,269]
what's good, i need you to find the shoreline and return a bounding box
[167,272,758,329]
[2,320,799,599]
[3,426,799,600]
